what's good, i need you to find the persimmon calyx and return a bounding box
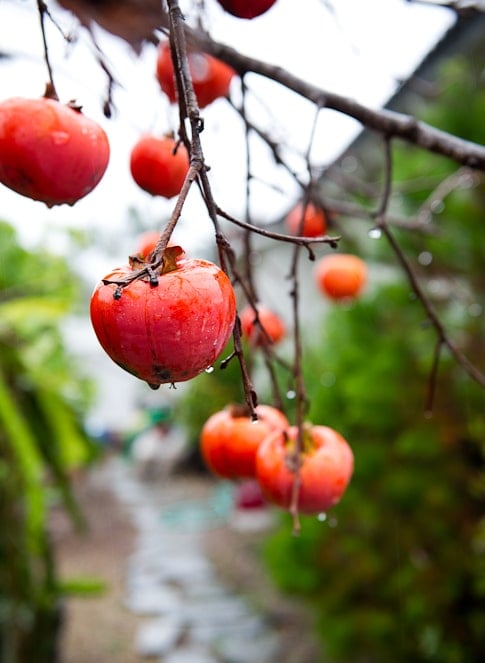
[105,245,186,299]
[160,245,184,274]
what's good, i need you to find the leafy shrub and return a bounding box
[263,282,485,663]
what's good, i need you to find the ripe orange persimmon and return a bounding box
[239,303,286,347]
[0,96,109,207]
[200,403,289,479]
[255,424,354,514]
[285,202,327,238]
[156,41,235,109]
[314,253,367,301]
[90,247,236,388]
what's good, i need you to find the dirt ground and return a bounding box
[53,456,321,663]
[52,465,142,663]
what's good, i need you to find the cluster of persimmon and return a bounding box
[0,0,358,520]
[200,403,354,516]
[129,37,235,199]
[284,201,368,300]
[0,1,262,207]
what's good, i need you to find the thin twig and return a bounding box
[216,206,340,253]
[37,0,58,98]
[374,139,485,390]
[187,30,485,171]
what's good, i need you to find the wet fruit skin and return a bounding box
[0,96,110,207]
[156,41,235,109]
[200,404,289,479]
[90,256,236,388]
[285,202,327,238]
[239,304,286,346]
[216,0,277,19]
[255,425,354,514]
[130,135,189,199]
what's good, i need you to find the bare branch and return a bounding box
[373,142,485,390]
[189,31,485,171]
[406,0,485,17]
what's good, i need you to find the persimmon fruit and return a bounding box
[239,303,286,346]
[90,247,236,389]
[130,134,189,199]
[0,96,109,207]
[133,231,161,260]
[255,424,354,514]
[200,403,289,479]
[285,202,327,238]
[314,253,367,300]
[156,41,235,109]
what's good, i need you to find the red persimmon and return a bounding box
[239,303,286,347]
[156,41,235,109]
[285,202,327,238]
[132,231,180,262]
[234,479,266,509]
[90,247,236,389]
[200,403,289,479]
[256,424,354,514]
[129,134,189,199]
[0,96,109,207]
[133,230,162,260]
[216,0,277,19]
[314,253,367,301]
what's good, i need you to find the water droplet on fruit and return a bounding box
[51,131,70,145]
[205,366,214,374]
[368,227,382,239]
[286,390,296,400]
[317,512,327,522]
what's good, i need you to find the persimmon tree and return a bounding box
[1,1,484,660]
[1,0,484,526]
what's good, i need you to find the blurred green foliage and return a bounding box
[178,46,485,662]
[0,221,97,663]
[260,51,485,662]
[264,281,484,662]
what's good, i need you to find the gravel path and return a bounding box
[54,455,321,663]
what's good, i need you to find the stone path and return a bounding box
[103,457,286,663]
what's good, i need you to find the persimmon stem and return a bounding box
[37,0,58,100]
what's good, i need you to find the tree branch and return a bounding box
[189,31,485,171]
